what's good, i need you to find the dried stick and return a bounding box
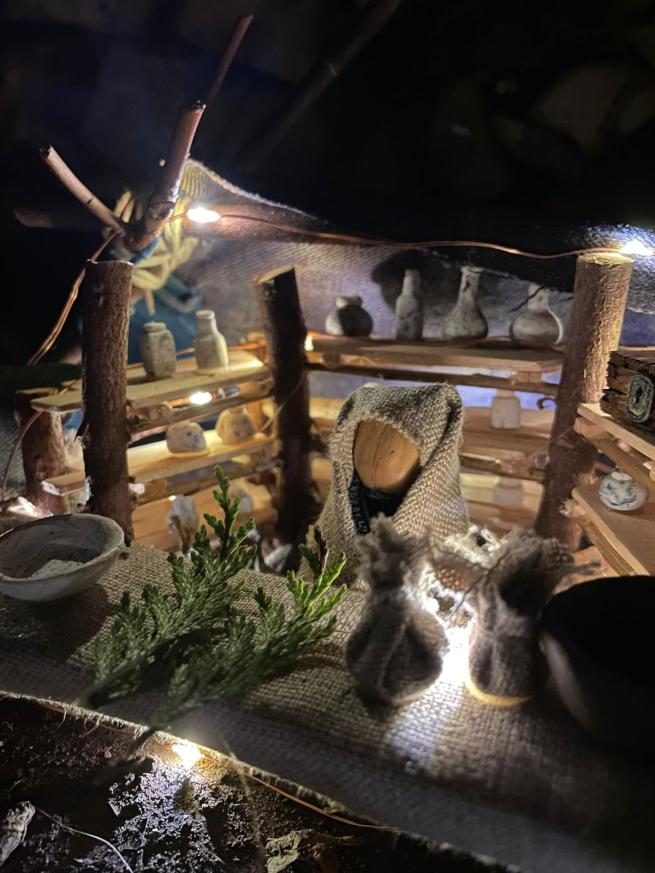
[39,146,125,235]
[205,14,254,106]
[81,260,134,540]
[128,14,254,252]
[240,0,402,170]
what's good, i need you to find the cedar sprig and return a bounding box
[83,468,346,724]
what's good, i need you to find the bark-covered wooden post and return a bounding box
[15,390,67,514]
[81,260,134,540]
[536,252,633,547]
[254,267,316,548]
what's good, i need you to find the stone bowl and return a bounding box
[541,576,655,749]
[0,514,124,602]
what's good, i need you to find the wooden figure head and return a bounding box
[353,419,421,495]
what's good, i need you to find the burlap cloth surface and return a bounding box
[0,544,653,872]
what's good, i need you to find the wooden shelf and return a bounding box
[30,350,270,414]
[576,403,655,490]
[133,476,276,551]
[307,334,561,394]
[44,432,275,497]
[572,482,655,575]
[306,398,552,482]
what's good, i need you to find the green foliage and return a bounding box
[86,467,346,725]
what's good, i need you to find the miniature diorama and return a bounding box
[2,4,655,872]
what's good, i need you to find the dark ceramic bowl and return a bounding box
[541,576,655,748]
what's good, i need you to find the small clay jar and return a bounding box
[490,390,521,430]
[510,285,563,349]
[325,296,374,337]
[598,471,648,512]
[140,322,176,380]
[166,421,208,456]
[216,406,258,445]
[395,269,424,341]
[194,310,229,373]
[443,265,488,342]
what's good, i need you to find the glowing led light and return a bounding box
[189,391,212,406]
[619,239,654,256]
[168,495,177,502]
[187,206,221,224]
[171,741,203,769]
[304,335,314,352]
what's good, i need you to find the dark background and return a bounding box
[2,0,655,362]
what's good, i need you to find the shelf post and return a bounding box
[254,267,316,555]
[81,259,134,541]
[15,389,67,514]
[535,252,633,547]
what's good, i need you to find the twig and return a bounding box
[35,807,134,873]
[39,147,125,235]
[205,14,254,106]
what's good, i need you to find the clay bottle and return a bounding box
[510,285,563,349]
[140,322,176,380]
[395,269,424,341]
[194,310,229,373]
[443,265,488,342]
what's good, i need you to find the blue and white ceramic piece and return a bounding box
[598,471,648,512]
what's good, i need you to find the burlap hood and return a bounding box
[314,383,469,584]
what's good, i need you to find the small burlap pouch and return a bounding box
[346,517,447,706]
[430,529,592,705]
[310,383,469,586]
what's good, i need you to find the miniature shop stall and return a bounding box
[2,12,655,873]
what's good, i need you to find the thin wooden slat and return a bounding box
[46,431,275,493]
[572,482,655,575]
[583,435,654,491]
[578,403,655,463]
[31,350,270,413]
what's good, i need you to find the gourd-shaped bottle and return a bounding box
[395,269,423,340]
[510,284,563,349]
[443,265,488,342]
[140,322,176,380]
[194,310,229,373]
[325,295,374,337]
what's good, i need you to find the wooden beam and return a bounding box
[15,391,67,514]
[81,260,134,540]
[536,253,633,547]
[254,267,316,549]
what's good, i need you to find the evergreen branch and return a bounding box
[82,467,347,725]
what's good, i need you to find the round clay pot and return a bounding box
[216,406,258,444]
[166,421,208,455]
[325,296,374,337]
[0,514,124,601]
[541,576,655,750]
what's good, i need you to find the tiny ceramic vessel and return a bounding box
[598,471,648,512]
[194,310,229,373]
[395,269,423,341]
[140,322,177,380]
[216,406,258,444]
[325,296,374,337]
[490,390,521,430]
[166,421,208,456]
[443,265,488,342]
[168,495,199,554]
[510,285,563,349]
[0,514,124,601]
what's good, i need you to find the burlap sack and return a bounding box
[310,383,468,585]
[462,530,586,702]
[346,517,447,706]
